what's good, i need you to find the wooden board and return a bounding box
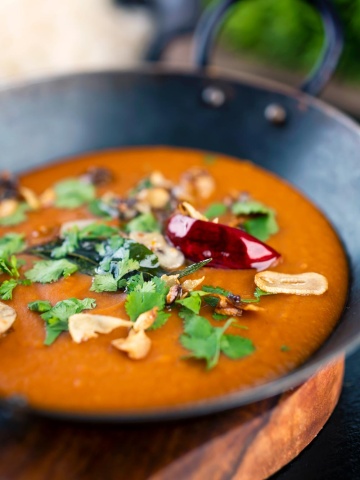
[0,357,344,480]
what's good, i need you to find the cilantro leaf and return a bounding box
[233,324,249,330]
[88,199,117,219]
[182,311,214,337]
[0,279,18,300]
[180,309,255,369]
[114,257,140,281]
[254,287,273,300]
[180,315,233,369]
[203,154,216,165]
[0,233,25,257]
[232,200,268,216]
[125,291,165,321]
[204,203,227,219]
[25,259,78,283]
[91,272,119,293]
[242,287,273,303]
[29,297,96,345]
[0,203,29,226]
[0,255,22,278]
[54,178,95,209]
[220,334,255,359]
[125,213,160,233]
[28,300,52,313]
[181,331,222,369]
[129,177,152,197]
[176,294,202,314]
[176,290,208,314]
[150,311,171,330]
[125,273,146,293]
[281,345,290,352]
[244,215,278,242]
[92,248,140,293]
[134,279,156,292]
[44,327,66,346]
[125,277,169,327]
[231,200,278,241]
[0,277,31,300]
[212,312,229,321]
[41,298,96,323]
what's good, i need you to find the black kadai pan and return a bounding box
[0,0,359,421]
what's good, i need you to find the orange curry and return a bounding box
[0,147,348,413]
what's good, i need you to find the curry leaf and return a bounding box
[51,229,79,259]
[202,285,232,297]
[175,258,212,279]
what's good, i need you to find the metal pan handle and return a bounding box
[194,0,343,97]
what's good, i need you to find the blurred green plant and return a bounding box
[204,0,360,83]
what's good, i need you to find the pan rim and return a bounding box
[0,67,359,422]
[0,65,359,135]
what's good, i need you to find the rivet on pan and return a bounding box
[264,104,287,125]
[202,86,226,107]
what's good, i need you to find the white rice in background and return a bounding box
[0,0,154,85]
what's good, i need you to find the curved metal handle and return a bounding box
[194,0,343,97]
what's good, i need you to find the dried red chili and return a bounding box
[166,214,280,271]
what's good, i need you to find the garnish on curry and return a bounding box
[0,147,348,412]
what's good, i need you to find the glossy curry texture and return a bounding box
[0,148,348,413]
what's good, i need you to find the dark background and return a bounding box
[273,349,360,479]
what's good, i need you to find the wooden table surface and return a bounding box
[0,357,346,480]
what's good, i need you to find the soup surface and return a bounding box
[0,147,348,413]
